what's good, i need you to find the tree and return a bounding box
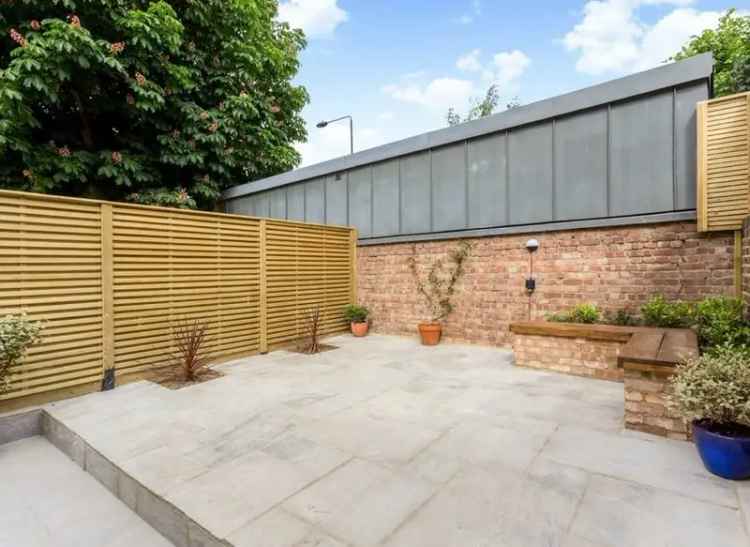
[0,1,309,209]
[673,9,750,97]
[447,84,520,126]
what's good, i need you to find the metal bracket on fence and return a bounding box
[101,368,116,392]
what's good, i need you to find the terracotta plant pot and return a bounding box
[418,322,442,346]
[351,321,369,337]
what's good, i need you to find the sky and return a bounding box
[277,0,744,167]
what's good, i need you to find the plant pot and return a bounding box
[351,321,369,337]
[692,420,750,480]
[418,322,442,346]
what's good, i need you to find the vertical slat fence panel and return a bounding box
[697,92,750,232]
[0,190,355,405]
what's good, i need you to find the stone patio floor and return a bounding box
[40,334,750,546]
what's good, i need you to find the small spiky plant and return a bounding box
[169,319,211,382]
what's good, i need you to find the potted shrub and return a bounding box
[407,241,471,346]
[344,304,370,337]
[670,346,750,480]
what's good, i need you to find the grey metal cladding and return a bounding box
[675,82,707,210]
[287,183,305,221]
[348,167,372,237]
[372,160,399,236]
[304,178,325,223]
[509,122,553,224]
[269,188,286,219]
[224,195,252,215]
[400,152,430,234]
[222,53,712,200]
[254,192,270,218]
[431,143,467,231]
[610,91,674,216]
[325,174,348,225]
[554,108,607,221]
[467,133,506,228]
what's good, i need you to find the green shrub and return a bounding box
[694,296,750,351]
[344,304,369,323]
[640,295,694,328]
[0,314,42,392]
[605,309,639,326]
[669,345,750,428]
[547,303,600,324]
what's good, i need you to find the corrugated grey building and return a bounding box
[222,53,713,245]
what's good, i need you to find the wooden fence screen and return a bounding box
[697,92,750,232]
[0,190,356,403]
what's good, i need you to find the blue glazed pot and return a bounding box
[692,421,750,480]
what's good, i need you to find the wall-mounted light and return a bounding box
[525,239,539,295]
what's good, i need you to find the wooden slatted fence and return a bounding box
[0,190,356,405]
[697,92,750,232]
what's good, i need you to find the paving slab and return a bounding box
[569,474,747,547]
[0,436,171,547]
[33,333,750,547]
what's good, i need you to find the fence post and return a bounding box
[350,228,358,305]
[695,100,708,232]
[100,203,115,388]
[259,219,268,354]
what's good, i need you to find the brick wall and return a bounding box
[358,221,734,347]
[512,334,623,381]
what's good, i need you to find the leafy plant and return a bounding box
[0,1,308,209]
[169,319,211,382]
[640,295,694,329]
[303,305,321,354]
[694,296,750,351]
[343,304,369,324]
[0,314,42,392]
[408,241,472,322]
[605,309,639,327]
[673,9,750,97]
[547,303,601,324]
[669,345,750,432]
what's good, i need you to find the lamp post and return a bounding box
[316,115,354,155]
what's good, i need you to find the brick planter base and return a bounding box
[623,362,690,441]
[510,322,634,382]
[512,332,624,381]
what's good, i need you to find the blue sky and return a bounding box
[277,0,743,166]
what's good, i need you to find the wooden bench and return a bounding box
[618,328,698,368]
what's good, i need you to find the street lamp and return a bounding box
[316,115,354,155]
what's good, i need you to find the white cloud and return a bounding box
[277,0,348,39]
[564,0,721,75]
[384,49,530,113]
[457,49,483,72]
[489,50,531,86]
[377,111,395,121]
[383,78,476,111]
[455,0,481,24]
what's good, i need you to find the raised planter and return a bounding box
[510,320,699,440]
[510,321,634,381]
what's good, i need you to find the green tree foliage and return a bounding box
[673,9,750,97]
[446,85,520,127]
[0,0,309,209]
